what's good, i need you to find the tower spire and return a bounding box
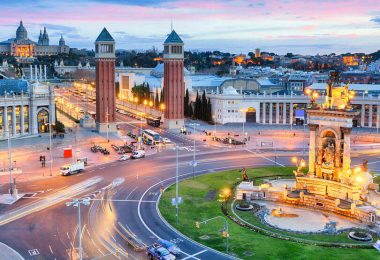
[171,19,173,32]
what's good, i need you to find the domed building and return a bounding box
[0,21,70,57]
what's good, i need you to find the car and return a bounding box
[147,244,175,260]
[157,239,181,256]
[118,154,130,161]
[131,150,145,159]
[161,138,171,144]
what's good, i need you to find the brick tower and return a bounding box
[163,30,185,129]
[95,28,117,133]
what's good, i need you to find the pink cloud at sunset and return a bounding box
[0,0,378,54]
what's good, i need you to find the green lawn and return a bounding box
[158,167,378,259]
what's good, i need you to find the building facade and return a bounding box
[95,28,117,133]
[0,21,69,57]
[209,88,380,128]
[0,78,56,140]
[163,30,185,129]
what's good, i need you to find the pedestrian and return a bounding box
[39,155,42,161]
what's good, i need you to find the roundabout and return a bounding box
[158,167,379,259]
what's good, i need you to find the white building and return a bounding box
[0,74,55,140]
[209,85,380,128]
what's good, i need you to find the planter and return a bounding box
[348,232,372,242]
[236,204,253,211]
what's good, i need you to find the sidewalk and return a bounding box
[0,112,156,186]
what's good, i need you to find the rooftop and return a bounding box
[96,28,114,42]
[164,30,183,44]
[0,79,28,95]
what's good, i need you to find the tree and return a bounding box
[201,90,207,121]
[184,88,190,117]
[194,91,201,119]
[54,120,65,133]
[154,88,159,108]
[160,88,164,105]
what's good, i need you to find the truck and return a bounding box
[60,161,85,176]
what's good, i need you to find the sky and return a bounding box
[0,0,379,55]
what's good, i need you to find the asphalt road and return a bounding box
[1,101,379,259]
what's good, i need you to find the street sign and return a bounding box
[171,197,182,206]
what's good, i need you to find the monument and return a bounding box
[236,72,380,224]
[162,30,185,129]
[95,28,117,133]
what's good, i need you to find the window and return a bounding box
[164,46,169,54]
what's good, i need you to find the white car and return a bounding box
[162,138,171,144]
[131,150,145,159]
[118,154,130,161]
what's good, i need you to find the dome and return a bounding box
[59,35,65,46]
[16,21,28,40]
[222,86,239,95]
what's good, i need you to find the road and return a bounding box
[1,94,379,259]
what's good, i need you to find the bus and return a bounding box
[143,129,161,144]
[146,117,161,127]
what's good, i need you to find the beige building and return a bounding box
[0,21,69,57]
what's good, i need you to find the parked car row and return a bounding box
[118,150,145,161]
[90,145,110,155]
[111,144,133,154]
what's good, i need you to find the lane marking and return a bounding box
[245,148,285,167]
[49,245,54,255]
[182,249,208,260]
[125,187,138,200]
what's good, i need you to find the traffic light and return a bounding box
[195,221,200,228]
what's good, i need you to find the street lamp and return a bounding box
[171,143,181,225]
[195,216,229,254]
[66,198,91,260]
[188,123,200,178]
[6,128,14,196]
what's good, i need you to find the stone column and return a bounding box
[316,137,324,179]
[360,104,365,127]
[269,103,273,124]
[276,102,280,124]
[333,137,341,182]
[3,106,8,138]
[282,103,287,124]
[368,104,373,127]
[308,124,318,176]
[12,106,16,136]
[377,105,380,130]
[290,103,293,126]
[20,105,24,134]
[262,102,266,124]
[342,127,352,174]
[30,105,38,135]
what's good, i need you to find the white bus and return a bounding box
[143,129,161,144]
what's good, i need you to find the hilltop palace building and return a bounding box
[0,21,69,57]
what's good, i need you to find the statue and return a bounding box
[323,143,335,166]
[361,160,368,172]
[241,168,249,181]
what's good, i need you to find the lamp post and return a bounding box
[7,128,14,196]
[66,198,91,260]
[171,143,181,225]
[188,123,200,178]
[195,216,229,254]
[49,121,53,176]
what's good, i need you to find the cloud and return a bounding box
[371,17,380,25]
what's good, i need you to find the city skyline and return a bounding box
[0,0,379,54]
